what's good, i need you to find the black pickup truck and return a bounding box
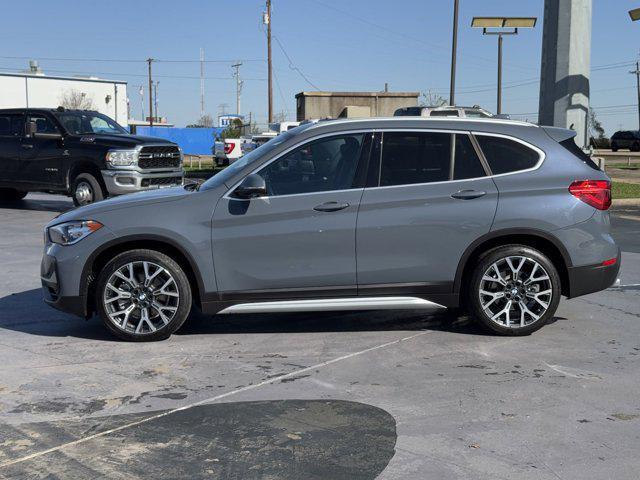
[0,107,183,206]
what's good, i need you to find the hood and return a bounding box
[68,134,175,149]
[51,186,191,225]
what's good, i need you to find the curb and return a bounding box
[612,198,640,207]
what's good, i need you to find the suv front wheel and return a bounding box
[467,245,561,336]
[95,249,192,341]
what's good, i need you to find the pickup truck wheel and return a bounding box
[96,249,192,342]
[467,245,561,336]
[72,173,104,206]
[0,188,27,201]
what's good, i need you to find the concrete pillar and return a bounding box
[538,0,592,148]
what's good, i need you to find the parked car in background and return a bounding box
[610,130,640,152]
[0,107,183,205]
[269,121,301,133]
[214,138,244,166]
[241,132,278,155]
[43,117,619,341]
[394,105,495,118]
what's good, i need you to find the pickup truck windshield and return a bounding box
[54,112,128,135]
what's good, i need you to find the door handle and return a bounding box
[313,201,350,212]
[21,144,33,149]
[451,190,487,200]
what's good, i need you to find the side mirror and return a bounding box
[26,121,37,137]
[234,173,267,199]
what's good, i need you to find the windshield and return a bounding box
[54,111,128,135]
[201,127,307,191]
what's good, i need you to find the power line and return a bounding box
[272,35,321,90]
[0,55,265,64]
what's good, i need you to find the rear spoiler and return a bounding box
[542,126,576,143]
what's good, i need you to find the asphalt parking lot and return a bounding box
[1,194,640,480]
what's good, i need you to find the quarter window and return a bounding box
[476,135,540,175]
[258,134,364,196]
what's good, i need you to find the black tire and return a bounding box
[72,172,105,207]
[466,245,561,336]
[611,143,618,152]
[632,142,640,153]
[0,188,27,201]
[95,249,192,341]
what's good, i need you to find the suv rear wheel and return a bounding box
[467,245,561,336]
[0,188,27,201]
[95,249,192,341]
[72,172,104,206]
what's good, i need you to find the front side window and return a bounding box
[54,112,127,135]
[0,114,24,137]
[380,132,451,186]
[258,134,364,196]
[27,114,59,134]
[476,135,540,175]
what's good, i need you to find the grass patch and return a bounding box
[606,163,639,170]
[613,182,640,199]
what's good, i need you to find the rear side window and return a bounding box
[380,132,451,186]
[454,134,486,180]
[559,138,600,171]
[476,135,540,175]
[429,110,459,117]
[0,114,24,137]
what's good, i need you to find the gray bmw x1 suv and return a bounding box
[42,118,620,341]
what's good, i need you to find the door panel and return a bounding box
[21,114,66,186]
[356,130,498,287]
[212,132,370,294]
[0,113,24,184]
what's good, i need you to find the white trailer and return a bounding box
[0,71,128,126]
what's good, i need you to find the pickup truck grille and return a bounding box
[138,146,181,169]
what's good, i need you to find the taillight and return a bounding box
[224,142,235,154]
[569,180,611,210]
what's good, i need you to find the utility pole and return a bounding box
[265,0,273,124]
[631,61,640,130]
[200,48,205,117]
[449,0,459,106]
[147,58,154,126]
[232,62,243,115]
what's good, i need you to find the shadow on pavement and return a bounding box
[0,288,489,340]
[0,399,397,479]
[0,196,73,213]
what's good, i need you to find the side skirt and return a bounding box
[216,296,446,314]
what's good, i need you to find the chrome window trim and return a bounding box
[223,128,545,199]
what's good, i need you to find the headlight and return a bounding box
[106,149,138,167]
[48,220,103,245]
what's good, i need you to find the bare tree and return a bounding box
[420,89,448,107]
[59,89,95,110]
[187,114,214,128]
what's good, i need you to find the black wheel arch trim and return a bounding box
[453,227,573,295]
[79,233,208,315]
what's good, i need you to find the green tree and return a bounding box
[219,118,244,140]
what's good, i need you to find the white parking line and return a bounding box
[0,330,430,469]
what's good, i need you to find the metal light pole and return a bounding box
[472,17,536,115]
[449,0,459,106]
[266,0,273,124]
[628,9,640,129]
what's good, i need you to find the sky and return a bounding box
[0,0,638,135]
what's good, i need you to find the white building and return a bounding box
[0,68,128,125]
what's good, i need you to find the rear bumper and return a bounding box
[41,253,87,318]
[101,169,183,195]
[567,250,621,298]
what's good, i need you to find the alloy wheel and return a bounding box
[103,261,180,335]
[478,256,553,328]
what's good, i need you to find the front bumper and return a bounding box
[567,250,621,298]
[101,169,183,195]
[41,254,87,317]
